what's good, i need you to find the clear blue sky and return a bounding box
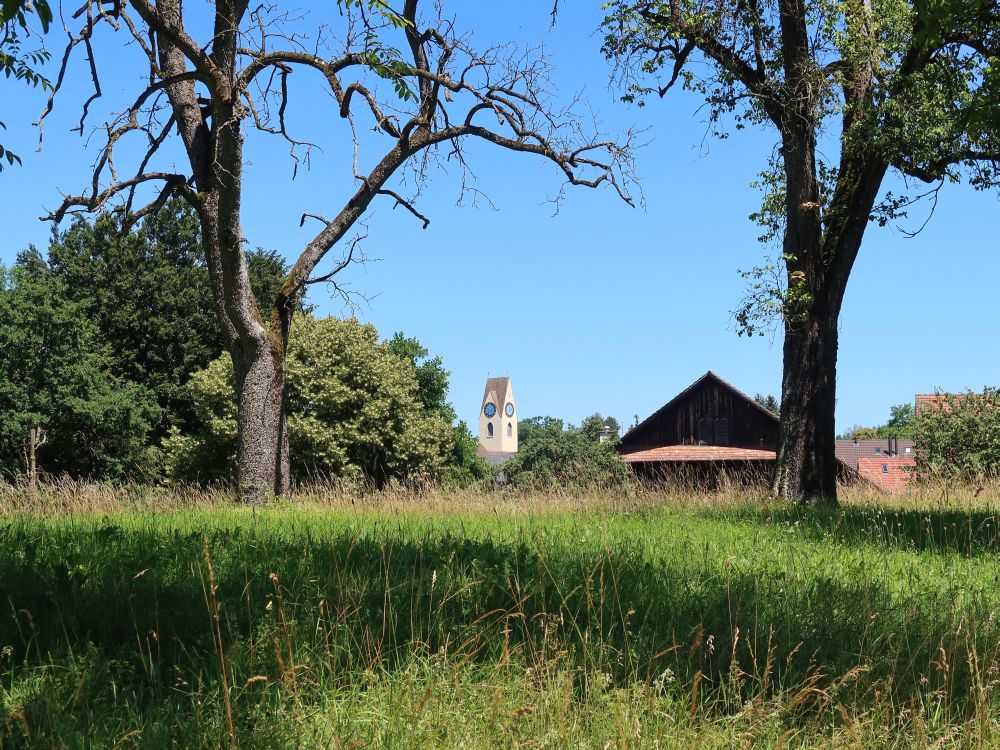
[1,1,997,434]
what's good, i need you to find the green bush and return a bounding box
[164,315,454,486]
[501,430,632,490]
[0,266,160,480]
[913,388,1000,480]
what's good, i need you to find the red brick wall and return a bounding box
[857,456,917,493]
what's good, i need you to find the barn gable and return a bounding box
[619,371,780,454]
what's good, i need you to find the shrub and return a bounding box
[913,388,1000,481]
[501,430,632,490]
[164,316,454,486]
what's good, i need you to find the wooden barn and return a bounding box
[618,371,780,484]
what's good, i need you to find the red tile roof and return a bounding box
[835,438,915,469]
[857,456,917,493]
[915,392,995,415]
[620,445,777,463]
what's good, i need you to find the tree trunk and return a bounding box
[231,337,289,503]
[772,308,840,504]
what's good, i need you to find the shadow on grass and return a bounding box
[0,513,992,718]
[0,516,1000,747]
[708,501,1000,557]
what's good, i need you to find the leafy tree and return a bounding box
[603,0,999,504]
[580,413,622,443]
[23,202,288,438]
[46,0,634,504]
[1,0,52,170]
[165,316,453,487]
[912,389,1000,480]
[517,416,568,449]
[386,333,452,418]
[754,393,780,415]
[876,403,916,438]
[385,331,491,484]
[444,421,494,487]
[0,265,159,480]
[502,429,632,490]
[838,426,879,440]
[838,402,915,440]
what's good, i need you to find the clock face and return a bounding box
[505,402,514,417]
[483,402,496,418]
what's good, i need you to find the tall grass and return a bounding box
[0,480,998,747]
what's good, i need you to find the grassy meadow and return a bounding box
[1,481,1000,748]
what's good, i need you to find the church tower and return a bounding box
[478,376,518,455]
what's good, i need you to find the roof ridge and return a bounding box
[620,371,778,443]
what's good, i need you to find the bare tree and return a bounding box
[41,0,636,503]
[603,0,998,504]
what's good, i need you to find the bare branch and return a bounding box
[378,189,430,228]
[42,172,195,224]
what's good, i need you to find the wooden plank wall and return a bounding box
[623,378,779,450]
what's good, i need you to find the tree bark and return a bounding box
[772,307,840,503]
[231,337,288,502]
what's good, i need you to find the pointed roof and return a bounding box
[620,371,779,444]
[482,376,510,405]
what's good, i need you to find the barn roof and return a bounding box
[620,370,779,445]
[620,445,777,463]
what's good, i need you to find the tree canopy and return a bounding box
[165,316,457,487]
[41,0,637,503]
[19,201,289,438]
[0,0,51,169]
[0,265,159,480]
[602,0,999,504]
[913,389,999,480]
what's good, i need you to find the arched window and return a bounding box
[698,417,713,445]
[487,423,494,438]
[507,422,512,437]
[714,417,729,446]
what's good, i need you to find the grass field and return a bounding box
[1,481,1000,748]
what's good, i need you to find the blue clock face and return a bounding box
[483,402,496,418]
[505,403,514,417]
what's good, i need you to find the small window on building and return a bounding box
[874,447,882,454]
[487,423,494,438]
[882,464,889,474]
[714,417,729,447]
[905,447,912,454]
[507,422,512,437]
[698,417,713,445]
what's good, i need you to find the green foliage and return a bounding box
[1,0,52,171]
[913,389,1000,480]
[502,428,632,490]
[579,412,622,443]
[603,0,999,337]
[30,201,289,438]
[754,393,780,415]
[838,425,880,440]
[0,266,159,479]
[517,416,567,449]
[877,402,916,438]
[386,332,452,418]
[384,332,490,485]
[443,421,494,487]
[166,316,454,486]
[838,402,916,440]
[337,0,417,102]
